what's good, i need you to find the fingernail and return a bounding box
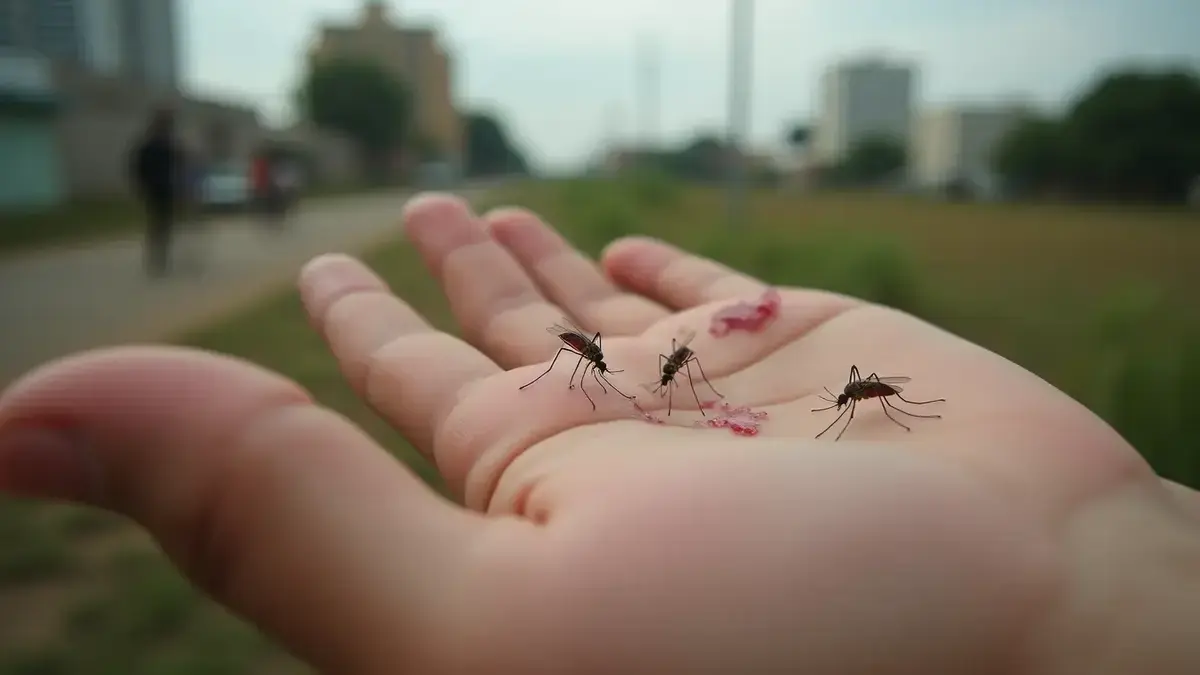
[300,254,376,310]
[0,427,100,503]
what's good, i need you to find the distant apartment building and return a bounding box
[0,0,178,88]
[813,56,916,165]
[910,103,1028,197]
[308,0,462,168]
[118,0,179,90]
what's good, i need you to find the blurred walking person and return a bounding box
[128,108,186,278]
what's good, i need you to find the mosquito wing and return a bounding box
[547,319,595,352]
[673,327,697,351]
[871,375,910,393]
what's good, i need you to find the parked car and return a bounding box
[416,160,459,189]
[198,163,250,213]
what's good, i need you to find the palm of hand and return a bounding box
[0,194,1164,674]
[303,197,1143,672]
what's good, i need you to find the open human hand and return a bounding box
[2,194,1198,674]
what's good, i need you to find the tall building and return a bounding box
[0,0,178,88]
[910,103,1029,196]
[309,0,462,168]
[118,0,179,90]
[813,56,916,165]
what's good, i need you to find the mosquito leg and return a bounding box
[688,357,724,398]
[567,351,587,390]
[593,365,612,397]
[885,397,943,419]
[893,393,947,406]
[848,365,860,387]
[579,363,597,410]
[593,366,609,394]
[834,400,857,441]
[600,371,636,400]
[519,348,572,390]
[879,397,912,432]
[679,361,706,416]
[815,402,851,438]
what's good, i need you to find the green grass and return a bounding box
[1,177,1197,672]
[0,199,143,257]
[0,501,76,586]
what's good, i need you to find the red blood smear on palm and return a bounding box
[694,402,769,436]
[708,287,782,337]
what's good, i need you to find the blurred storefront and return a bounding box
[0,51,65,210]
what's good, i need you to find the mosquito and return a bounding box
[519,317,636,410]
[642,328,724,416]
[811,365,945,441]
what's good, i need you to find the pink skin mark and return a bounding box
[693,402,769,437]
[638,410,667,424]
[708,287,782,337]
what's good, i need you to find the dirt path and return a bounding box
[0,186,493,385]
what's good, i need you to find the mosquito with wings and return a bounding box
[519,318,636,410]
[811,365,945,441]
[643,328,724,416]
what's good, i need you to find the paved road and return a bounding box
[0,187,492,385]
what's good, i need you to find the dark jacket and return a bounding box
[130,131,185,204]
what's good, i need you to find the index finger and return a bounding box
[299,253,500,482]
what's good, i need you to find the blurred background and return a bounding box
[0,0,1198,672]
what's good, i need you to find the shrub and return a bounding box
[621,168,683,211]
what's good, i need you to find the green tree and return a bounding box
[1063,68,1200,202]
[992,66,1200,203]
[297,57,413,177]
[668,134,728,182]
[786,123,811,148]
[836,135,906,185]
[992,115,1065,196]
[464,111,529,176]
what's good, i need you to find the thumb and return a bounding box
[0,346,486,673]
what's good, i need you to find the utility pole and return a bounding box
[725,0,755,228]
[600,101,620,174]
[636,33,661,154]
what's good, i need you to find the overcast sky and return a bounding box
[182,0,1199,171]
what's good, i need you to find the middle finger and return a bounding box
[484,207,670,335]
[404,194,569,368]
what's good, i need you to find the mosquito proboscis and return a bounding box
[811,365,945,441]
[519,317,636,410]
[641,328,723,416]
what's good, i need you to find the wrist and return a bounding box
[1026,482,1200,674]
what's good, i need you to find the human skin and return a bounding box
[1,193,1198,674]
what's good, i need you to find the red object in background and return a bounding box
[250,155,269,195]
[708,287,782,337]
[694,401,769,436]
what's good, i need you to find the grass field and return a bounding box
[1,177,1197,673]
